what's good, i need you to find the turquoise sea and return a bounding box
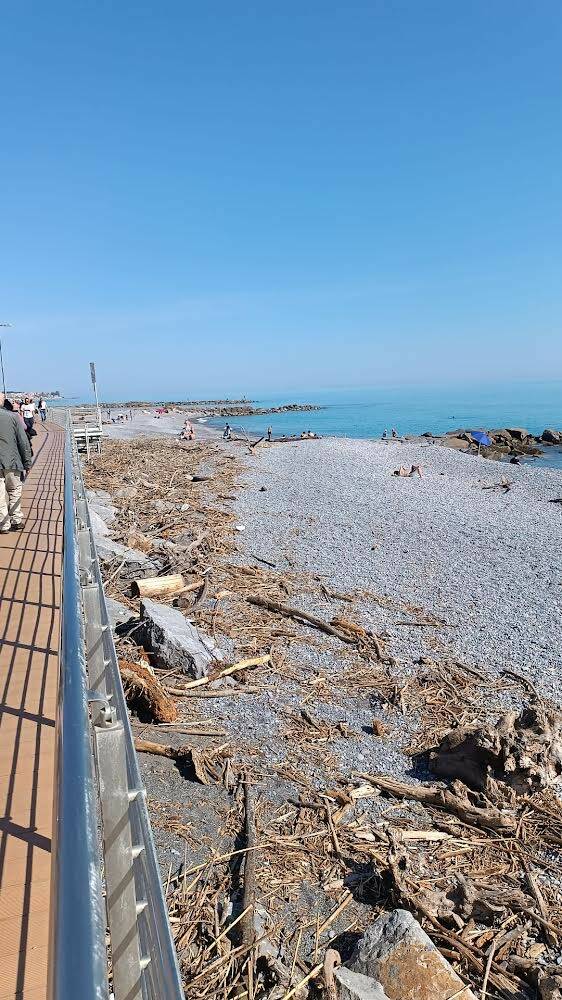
[54,380,562,469]
[205,381,562,469]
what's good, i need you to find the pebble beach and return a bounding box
[234,437,562,700]
[96,417,562,989]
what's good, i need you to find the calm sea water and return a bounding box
[53,381,562,469]
[206,381,562,469]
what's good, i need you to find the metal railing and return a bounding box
[49,424,109,1000]
[50,412,184,999]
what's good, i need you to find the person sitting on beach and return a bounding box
[382,428,388,440]
[391,427,398,438]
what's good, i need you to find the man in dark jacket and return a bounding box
[0,399,33,532]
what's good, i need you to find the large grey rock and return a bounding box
[105,597,135,633]
[542,428,561,444]
[441,436,469,451]
[139,598,221,678]
[349,909,477,999]
[89,507,111,538]
[95,536,159,579]
[334,968,389,1000]
[506,427,531,440]
[87,489,116,525]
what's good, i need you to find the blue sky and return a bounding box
[1,2,562,399]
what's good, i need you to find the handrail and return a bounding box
[49,419,110,1000]
[49,412,183,999]
[71,429,184,1000]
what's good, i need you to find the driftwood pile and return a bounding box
[87,437,562,1000]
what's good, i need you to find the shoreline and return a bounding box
[102,408,562,468]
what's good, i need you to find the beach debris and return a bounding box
[119,658,178,723]
[95,535,160,578]
[87,435,562,1000]
[240,776,257,948]
[371,719,387,737]
[481,478,514,493]
[166,654,270,693]
[356,773,516,831]
[132,573,186,598]
[540,975,562,999]
[429,705,562,797]
[348,909,477,1000]
[126,529,154,553]
[334,967,390,1000]
[135,738,231,784]
[138,597,221,678]
[247,595,387,659]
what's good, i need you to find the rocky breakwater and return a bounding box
[440,426,562,460]
[190,402,323,417]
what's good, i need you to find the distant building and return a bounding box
[7,390,61,398]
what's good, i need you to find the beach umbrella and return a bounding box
[470,430,492,456]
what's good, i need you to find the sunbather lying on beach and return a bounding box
[393,464,423,478]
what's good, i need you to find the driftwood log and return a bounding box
[247,596,386,659]
[358,773,516,832]
[119,659,178,723]
[132,573,185,598]
[430,706,562,796]
[240,777,257,948]
[134,739,229,784]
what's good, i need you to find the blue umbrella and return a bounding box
[470,430,492,455]
[470,431,492,447]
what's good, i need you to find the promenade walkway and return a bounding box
[0,423,64,999]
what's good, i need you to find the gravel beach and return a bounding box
[90,429,562,984]
[234,437,562,700]
[104,408,221,441]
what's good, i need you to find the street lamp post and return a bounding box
[0,323,11,396]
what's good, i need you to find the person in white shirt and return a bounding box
[21,397,35,430]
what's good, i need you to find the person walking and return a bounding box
[267,425,272,442]
[21,396,35,433]
[38,397,47,422]
[0,397,33,532]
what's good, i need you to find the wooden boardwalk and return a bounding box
[0,423,64,999]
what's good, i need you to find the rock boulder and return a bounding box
[334,968,390,1000]
[506,427,531,440]
[441,437,468,451]
[542,429,561,444]
[349,909,477,999]
[94,536,159,579]
[139,598,221,678]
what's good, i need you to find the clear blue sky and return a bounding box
[2,1,562,399]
